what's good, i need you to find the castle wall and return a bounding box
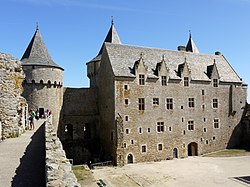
[97,49,116,162]
[0,52,28,139]
[59,88,99,164]
[22,66,63,130]
[115,77,247,164]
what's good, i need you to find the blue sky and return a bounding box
[1,0,250,100]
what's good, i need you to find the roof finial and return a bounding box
[36,22,39,31]
[111,16,114,25]
[189,30,191,38]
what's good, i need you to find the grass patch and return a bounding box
[72,165,91,182]
[204,149,250,157]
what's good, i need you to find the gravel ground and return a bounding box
[91,156,250,187]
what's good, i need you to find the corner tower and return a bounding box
[21,26,64,129]
[87,19,121,88]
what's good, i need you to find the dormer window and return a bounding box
[139,74,145,85]
[213,79,218,87]
[161,76,167,86]
[184,77,189,87]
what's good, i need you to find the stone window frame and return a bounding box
[124,84,129,90]
[139,74,145,85]
[166,98,173,110]
[213,118,220,129]
[188,98,195,108]
[124,98,129,105]
[138,98,145,111]
[125,115,129,122]
[141,145,147,153]
[184,77,189,87]
[161,76,167,86]
[157,122,164,132]
[187,120,194,131]
[202,89,205,95]
[123,143,127,148]
[158,143,163,151]
[203,127,207,132]
[213,79,218,87]
[125,128,130,134]
[147,128,151,133]
[153,98,159,106]
[212,98,218,108]
[138,127,142,134]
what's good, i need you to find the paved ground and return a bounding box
[92,156,250,187]
[0,120,45,187]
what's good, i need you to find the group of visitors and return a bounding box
[28,109,52,130]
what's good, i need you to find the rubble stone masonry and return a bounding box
[0,52,28,140]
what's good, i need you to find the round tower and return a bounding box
[21,26,64,130]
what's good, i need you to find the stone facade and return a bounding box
[0,52,28,140]
[19,23,249,167]
[59,88,99,164]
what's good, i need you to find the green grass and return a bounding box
[204,149,250,157]
[72,165,91,181]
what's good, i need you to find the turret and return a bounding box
[21,25,64,130]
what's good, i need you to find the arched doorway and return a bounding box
[188,142,198,156]
[173,148,178,158]
[127,154,133,164]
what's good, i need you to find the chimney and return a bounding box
[177,46,186,51]
[215,51,221,55]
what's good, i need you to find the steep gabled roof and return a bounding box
[21,27,63,70]
[186,33,199,53]
[102,43,242,83]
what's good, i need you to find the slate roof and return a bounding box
[89,22,121,63]
[21,28,63,70]
[186,33,199,53]
[103,43,242,83]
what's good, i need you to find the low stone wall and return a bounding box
[45,117,80,187]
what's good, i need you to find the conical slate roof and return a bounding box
[186,33,199,53]
[97,21,121,56]
[21,27,63,70]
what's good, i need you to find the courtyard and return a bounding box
[83,155,250,187]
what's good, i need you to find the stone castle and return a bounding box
[16,22,249,166]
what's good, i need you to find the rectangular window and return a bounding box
[166,98,173,109]
[188,98,195,108]
[125,115,129,121]
[153,98,159,105]
[138,98,145,111]
[161,76,167,86]
[142,145,147,153]
[157,122,164,132]
[184,77,189,87]
[124,99,129,105]
[139,127,142,133]
[202,89,205,95]
[131,140,134,144]
[158,144,163,151]
[139,74,145,85]
[188,120,194,130]
[213,99,218,108]
[213,79,218,87]
[214,119,219,128]
[124,85,128,90]
[203,128,207,132]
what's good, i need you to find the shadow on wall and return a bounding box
[227,103,250,149]
[11,123,45,187]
